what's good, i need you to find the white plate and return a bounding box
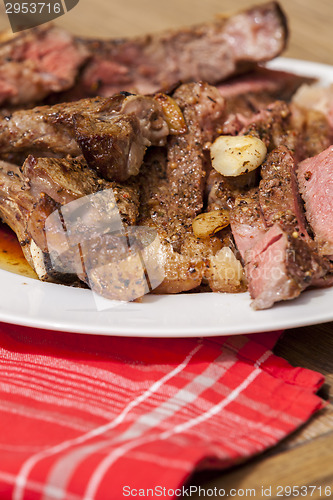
[1,58,333,337]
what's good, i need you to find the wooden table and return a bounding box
[1,0,333,496]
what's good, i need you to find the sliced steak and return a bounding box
[73,2,288,98]
[23,155,139,286]
[72,113,152,182]
[0,160,35,268]
[0,3,287,106]
[0,26,88,106]
[223,99,331,160]
[218,67,315,129]
[221,100,295,144]
[237,101,295,148]
[0,159,77,282]
[0,94,171,181]
[0,154,141,297]
[230,188,267,261]
[23,155,139,226]
[233,146,333,308]
[206,101,294,215]
[140,82,225,252]
[138,148,206,294]
[138,148,237,295]
[297,146,333,256]
[207,99,330,233]
[259,145,310,238]
[206,169,258,211]
[138,83,229,293]
[247,223,329,310]
[229,174,331,308]
[217,67,315,103]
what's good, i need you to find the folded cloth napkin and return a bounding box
[0,323,324,500]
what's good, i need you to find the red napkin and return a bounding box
[0,323,324,500]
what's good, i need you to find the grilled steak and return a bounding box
[0,160,35,269]
[23,155,139,226]
[229,146,332,309]
[205,88,332,307]
[0,3,288,106]
[73,112,154,182]
[0,160,78,282]
[0,94,171,181]
[140,82,225,252]
[138,147,206,294]
[230,188,267,261]
[290,106,331,160]
[206,169,258,212]
[247,223,329,310]
[138,82,238,294]
[0,26,88,107]
[217,67,315,103]
[259,145,310,238]
[0,155,141,295]
[238,101,296,148]
[221,100,294,144]
[206,102,297,216]
[73,2,287,98]
[218,67,315,130]
[222,99,331,160]
[229,184,331,309]
[297,146,333,256]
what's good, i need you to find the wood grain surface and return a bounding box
[0,0,333,495]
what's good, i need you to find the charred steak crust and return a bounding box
[73,113,148,182]
[137,83,228,294]
[23,155,139,227]
[0,94,170,181]
[259,145,310,238]
[140,82,225,252]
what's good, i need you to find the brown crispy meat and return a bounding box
[0,94,170,181]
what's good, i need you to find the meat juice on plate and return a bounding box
[0,222,37,279]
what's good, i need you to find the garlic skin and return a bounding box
[210,135,267,177]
